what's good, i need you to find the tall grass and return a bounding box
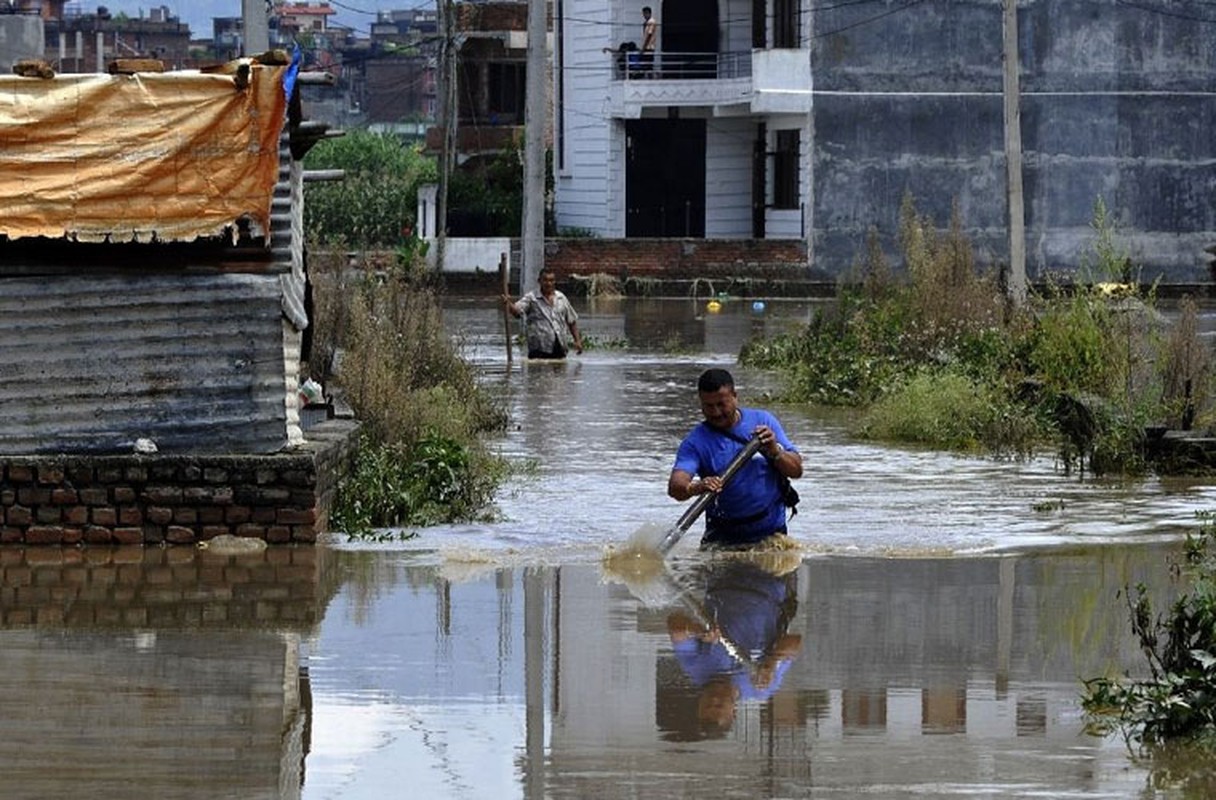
[308,250,507,538]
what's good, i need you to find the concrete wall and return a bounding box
[811,0,1216,282]
[0,15,43,72]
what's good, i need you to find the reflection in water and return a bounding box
[293,544,1193,798]
[661,557,803,740]
[0,545,328,800]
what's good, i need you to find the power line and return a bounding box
[1115,0,1216,23]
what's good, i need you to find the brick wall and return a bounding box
[0,544,328,628]
[544,238,810,281]
[440,237,822,295]
[0,419,358,546]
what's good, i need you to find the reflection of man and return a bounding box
[640,6,657,75]
[665,558,803,737]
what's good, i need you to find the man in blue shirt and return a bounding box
[668,368,803,549]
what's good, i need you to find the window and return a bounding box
[488,62,525,121]
[773,129,799,210]
[774,0,800,48]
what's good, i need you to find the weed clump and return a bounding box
[1083,515,1216,749]
[741,193,1211,474]
[307,249,507,539]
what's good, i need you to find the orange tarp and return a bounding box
[0,65,287,243]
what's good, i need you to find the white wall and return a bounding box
[722,0,753,53]
[424,237,513,274]
[554,0,616,235]
[705,117,755,237]
[554,0,811,243]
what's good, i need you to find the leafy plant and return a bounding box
[332,432,504,539]
[308,248,509,539]
[1083,514,1216,747]
[742,194,1200,474]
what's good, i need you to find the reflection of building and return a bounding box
[540,550,1171,790]
[0,545,340,799]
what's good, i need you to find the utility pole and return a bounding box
[521,0,547,292]
[241,0,269,55]
[1001,0,1027,305]
[435,0,458,273]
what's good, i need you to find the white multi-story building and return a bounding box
[553,0,810,245]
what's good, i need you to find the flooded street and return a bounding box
[3,295,1216,798]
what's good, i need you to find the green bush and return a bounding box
[332,432,504,539]
[303,131,436,247]
[857,368,1040,454]
[743,194,1207,474]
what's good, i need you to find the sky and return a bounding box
[82,0,421,39]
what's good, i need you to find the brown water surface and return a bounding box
[2,295,1215,799]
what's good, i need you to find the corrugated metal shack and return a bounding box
[0,55,357,546]
[1,55,312,455]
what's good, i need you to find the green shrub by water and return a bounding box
[858,368,1033,455]
[741,194,1211,474]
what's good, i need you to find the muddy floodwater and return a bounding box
[4,296,1216,799]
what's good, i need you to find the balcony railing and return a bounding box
[608,50,752,82]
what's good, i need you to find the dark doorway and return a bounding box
[660,0,719,78]
[626,119,706,238]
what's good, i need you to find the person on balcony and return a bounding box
[603,41,638,79]
[641,6,658,76]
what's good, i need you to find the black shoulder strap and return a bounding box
[702,422,799,516]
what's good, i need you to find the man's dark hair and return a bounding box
[643,6,652,14]
[697,368,734,393]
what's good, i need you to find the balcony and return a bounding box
[607,49,811,117]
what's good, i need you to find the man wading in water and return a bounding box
[502,268,584,359]
[668,368,803,550]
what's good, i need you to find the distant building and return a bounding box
[37,4,191,72]
[336,8,441,132]
[273,1,334,38]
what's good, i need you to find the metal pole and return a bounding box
[435,0,458,274]
[500,252,514,365]
[521,0,548,292]
[1002,0,1027,305]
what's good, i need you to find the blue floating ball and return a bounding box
[752,300,766,314]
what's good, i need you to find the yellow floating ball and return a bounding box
[706,299,722,313]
